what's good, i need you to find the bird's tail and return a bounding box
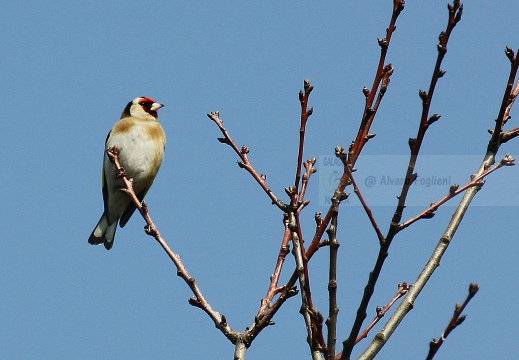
[88,214,117,250]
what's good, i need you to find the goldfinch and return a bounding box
[88,97,167,250]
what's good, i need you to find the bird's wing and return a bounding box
[102,130,112,212]
[119,188,148,227]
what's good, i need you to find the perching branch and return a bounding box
[105,145,242,346]
[426,283,480,360]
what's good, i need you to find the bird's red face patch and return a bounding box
[138,97,160,118]
[139,97,156,104]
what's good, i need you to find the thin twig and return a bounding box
[299,157,317,206]
[334,282,408,360]
[106,146,241,346]
[503,74,519,124]
[255,165,316,328]
[290,82,321,357]
[426,283,480,360]
[256,215,292,319]
[341,152,385,243]
[295,80,314,199]
[207,111,289,212]
[355,282,409,345]
[399,154,515,230]
[495,77,519,143]
[488,46,519,152]
[500,127,519,143]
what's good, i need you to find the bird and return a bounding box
[88,96,167,250]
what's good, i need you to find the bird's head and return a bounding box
[122,96,164,120]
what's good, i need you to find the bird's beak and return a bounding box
[150,102,164,112]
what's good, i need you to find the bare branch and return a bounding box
[500,127,519,143]
[399,154,515,230]
[349,0,403,161]
[207,111,289,212]
[426,283,480,360]
[299,157,317,205]
[488,47,519,152]
[341,3,462,359]
[355,282,409,345]
[256,215,292,319]
[342,159,385,244]
[295,80,315,194]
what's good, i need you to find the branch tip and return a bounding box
[468,283,480,296]
[449,184,459,194]
[505,46,515,63]
[408,138,416,151]
[241,145,250,154]
[393,0,405,14]
[378,38,388,48]
[500,153,515,166]
[428,114,441,125]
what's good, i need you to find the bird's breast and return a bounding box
[105,119,166,192]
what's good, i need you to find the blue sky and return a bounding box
[1,1,519,359]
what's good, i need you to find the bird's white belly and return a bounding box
[104,124,162,193]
